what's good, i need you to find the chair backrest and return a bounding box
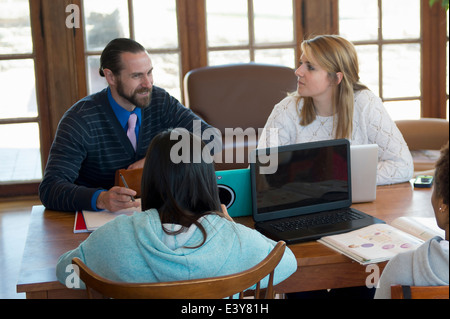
[184,63,297,170]
[184,63,297,134]
[391,285,449,299]
[114,168,144,198]
[395,118,449,151]
[72,241,286,299]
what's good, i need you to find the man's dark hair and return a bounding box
[99,38,146,77]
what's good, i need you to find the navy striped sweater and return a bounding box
[39,87,219,212]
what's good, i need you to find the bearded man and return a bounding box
[39,38,219,212]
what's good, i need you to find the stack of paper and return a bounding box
[73,199,141,233]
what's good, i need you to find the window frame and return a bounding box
[82,0,185,98]
[1,0,447,197]
[421,0,449,118]
[339,0,423,118]
[205,0,300,67]
[0,0,49,197]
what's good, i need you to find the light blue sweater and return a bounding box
[56,209,297,291]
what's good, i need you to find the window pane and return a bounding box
[150,53,181,101]
[383,44,421,98]
[382,0,420,40]
[133,0,178,49]
[0,59,37,119]
[339,0,378,41]
[383,100,421,121]
[84,0,129,51]
[0,0,32,54]
[0,123,42,182]
[355,45,379,95]
[207,0,249,47]
[208,50,251,66]
[253,0,293,44]
[254,48,295,68]
[87,56,107,95]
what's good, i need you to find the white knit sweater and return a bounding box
[258,90,414,185]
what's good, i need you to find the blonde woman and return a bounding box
[258,35,413,186]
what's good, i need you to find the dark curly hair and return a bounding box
[434,142,449,206]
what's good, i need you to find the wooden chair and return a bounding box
[184,63,297,171]
[114,168,143,198]
[395,118,449,175]
[391,285,449,299]
[72,241,286,299]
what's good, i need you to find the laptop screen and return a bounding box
[250,139,352,222]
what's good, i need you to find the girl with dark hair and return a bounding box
[56,129,296,290]
[141,128,225,248]
[375,142,449,298]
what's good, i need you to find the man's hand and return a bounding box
[96,186,140,212]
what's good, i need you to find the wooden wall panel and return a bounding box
[39,0,84,140]
[421,0,448,118]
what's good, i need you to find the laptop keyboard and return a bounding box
[270,209,364,233]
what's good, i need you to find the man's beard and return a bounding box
[117,80,152,109]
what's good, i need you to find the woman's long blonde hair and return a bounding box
[296,35,369,139]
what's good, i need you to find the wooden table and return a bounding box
[16,181,434,298]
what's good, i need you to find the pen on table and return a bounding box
[119,173,136,202]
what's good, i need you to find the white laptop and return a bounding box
[350,144,378,203]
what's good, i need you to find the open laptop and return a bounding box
[350,144,378,203]
[250,139,384,244]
